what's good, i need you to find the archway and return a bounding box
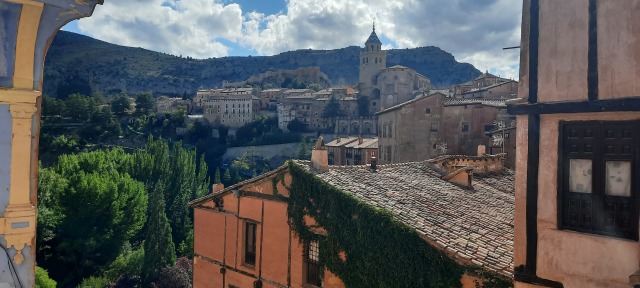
[0,0,103,285]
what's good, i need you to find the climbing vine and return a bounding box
[271,172,285,195]
[286,162,512,288]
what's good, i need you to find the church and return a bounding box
[358,25,433,110]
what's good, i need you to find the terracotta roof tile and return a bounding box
[294,160,514,277]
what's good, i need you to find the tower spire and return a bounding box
[373,20,375,32]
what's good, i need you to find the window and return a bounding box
[305,241,322,286]
[430,122,439,132]
[244,222,257,266]
[484,124,494,132]
[461,123,469,132]
[388,122,393,138]
[559,121,639,240]
[425,108,431,114]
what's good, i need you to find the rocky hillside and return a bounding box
[44,31,481,98]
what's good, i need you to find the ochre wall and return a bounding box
[193,171,346,288]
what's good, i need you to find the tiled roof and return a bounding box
[460,80,517,95]
[387,65,409,69]
[344,137,378,149]
[294,160,514,277]
[325,137,359,147]
[444,98,509,108]
[375,91,447,115]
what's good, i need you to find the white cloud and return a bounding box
[78,0,522,78]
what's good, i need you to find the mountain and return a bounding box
[43,31,481,98]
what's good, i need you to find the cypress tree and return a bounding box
[222,168,232,186]
[142,182,176,285]
[214,168,221,184]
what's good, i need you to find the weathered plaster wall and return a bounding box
[0,2,20,88]
[597,0,640,99]
[536,112,640,287]
[0,105,11,213]
[537,0,589,103]
[513,115,528,268]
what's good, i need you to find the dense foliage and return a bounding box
[230,116,301,146]
[321,95,345,119]
[287,162,511,288]
[37,137,209,287]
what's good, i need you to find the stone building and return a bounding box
[202,88,255,128]
[454,71,512,96]
[459,79,518,100]
[376,92,447,164]
[259,88,284,110]
[325,136,378,165]
[190,141,514,287]
[358,25,433,111]
[156,96,190,115]
[334,116,377,136]
[0,0,103,285]
[510,1,640,287]
[376,89,517,167]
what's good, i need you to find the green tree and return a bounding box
[35,266,56,288]
[357,95,370,116]
[41,95,65,119]
[142,182,176,285]
[222,168,232,186]
[321,95,345,119]
[214,168,221,184]
[287,118,305,133]
[297,137,313,160]
[111,93,132,115]
[63,93,99,122]
[307,83,323,92]
[43,169,147,285]
[129,137,209,250]
[136,92,156,115]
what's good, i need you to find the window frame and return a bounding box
[557,120,640,241]
[244,221,257,266]
[304,240,322,287]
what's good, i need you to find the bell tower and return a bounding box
[359,23,386,97]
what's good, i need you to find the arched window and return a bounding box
[383,123,387,138]
[389,121,393,138]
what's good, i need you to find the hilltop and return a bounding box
[44,31,481,98]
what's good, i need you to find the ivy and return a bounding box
[286,162,512,288]
[272,172,285,196]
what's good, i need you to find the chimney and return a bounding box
[477,145,486,156]
[212,183,225,193]
[370,156,377,172]
[311,136,329,172]
[442,166,474,189]
[358,137,363,145]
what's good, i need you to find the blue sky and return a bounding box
[62,0,521,79]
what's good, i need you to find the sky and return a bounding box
[63,0,522,79]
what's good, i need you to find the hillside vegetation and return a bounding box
[44,31,481,97]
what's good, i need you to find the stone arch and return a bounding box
[340,121,348,134]
[351,121,360,135]
[373,88,381,98]
[363,121,373,134]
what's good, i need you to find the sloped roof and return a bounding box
[461,80,518,95]
[375,92,447,115]
[189,164,289,206]
[365,29,382,44]
[294,160,515,277]
[443,98,510,108]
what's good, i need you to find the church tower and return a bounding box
[359,23,386,98]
